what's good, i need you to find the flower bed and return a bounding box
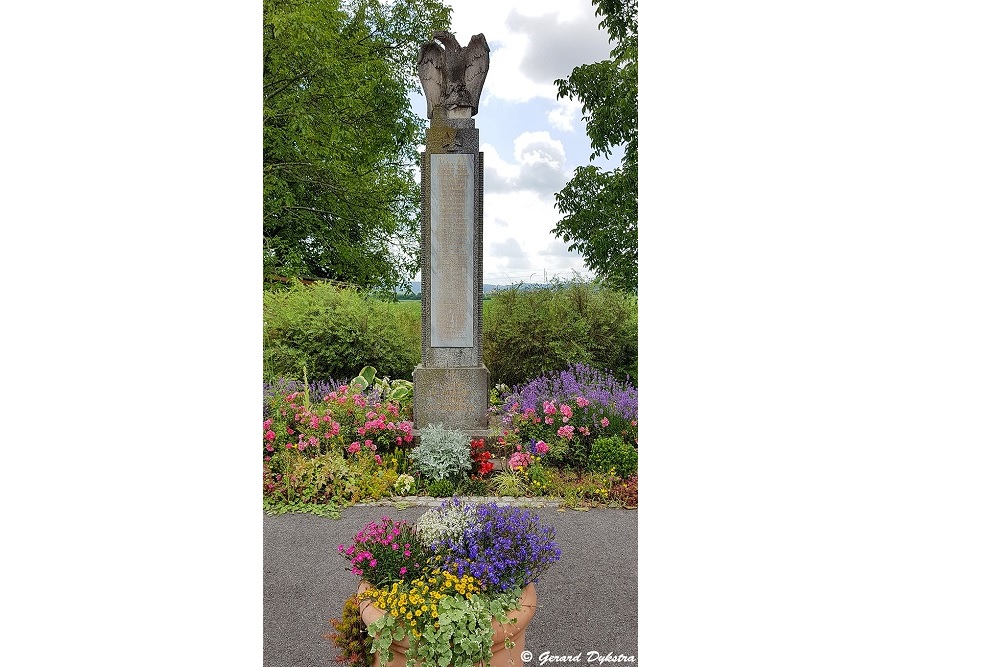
[262,364,639,512]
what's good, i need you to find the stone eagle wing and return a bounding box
[417,41,444,118]
[463,34,490,116]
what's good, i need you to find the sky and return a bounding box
[413,0,621,286]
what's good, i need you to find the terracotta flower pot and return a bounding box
[356,580,537,667]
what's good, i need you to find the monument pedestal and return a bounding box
[412,364,490,433]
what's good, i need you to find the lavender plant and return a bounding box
[495,363,638,469]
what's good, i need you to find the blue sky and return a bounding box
[411,0,622,285]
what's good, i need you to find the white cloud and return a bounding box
[483,132,569,196]
[442,0,609,107]
[547,98,582,132]
[480,142,589,284]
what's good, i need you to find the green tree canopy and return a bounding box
[553,0,637,293]
[264,0,451,294]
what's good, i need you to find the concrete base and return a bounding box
[412,363,490,431]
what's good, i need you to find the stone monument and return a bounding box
[411,31,491,438]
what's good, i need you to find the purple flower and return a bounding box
[429,501,561,592]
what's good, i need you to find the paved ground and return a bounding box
[263,502,639,666]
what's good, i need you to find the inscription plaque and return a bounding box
[429,153,475,347]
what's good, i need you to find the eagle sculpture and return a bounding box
[417,31,490,118]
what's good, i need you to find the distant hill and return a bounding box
[398,282,547,296]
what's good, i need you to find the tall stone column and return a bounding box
[411,32,491,437]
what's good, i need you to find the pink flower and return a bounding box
[374,455,382,465]
[557,425,575,439]
[265,430,276,442]
[544,417,554,425]
[348,442,361,454]
[560,404,573,419]
[575,396,589,408]
[400,567,407,576]
[543,401,557,415]
[510,453,530,470]
[263,418,273,429]
[535,441,550,455]
[600,417,610,428]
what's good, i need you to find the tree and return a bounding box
[264,0,451,295]
[553,0,638,293]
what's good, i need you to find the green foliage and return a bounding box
[482,279,638,387]
[263,497,343,519]
[264,438,352,503]
[326,594,373,667]
[345,456,399,503]
[455,476,491,496]
[366,587,523,667]
[553,0,638,293]
[410,423,473,483]
[350,365,414,406]
[264,0,452,294]
[490,467,527,497]
[427,478,455,498]
[263,280,420,382]
[587,435,638,479]
[525,463,556,496]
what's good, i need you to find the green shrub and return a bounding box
[482,278,638,387]
[427,478,455,497]
[410,423,473,483]
[264,450,351,504]
[587,435,638,479]
[263,280,420,383]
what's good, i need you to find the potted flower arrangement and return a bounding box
[337,498,561,667]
